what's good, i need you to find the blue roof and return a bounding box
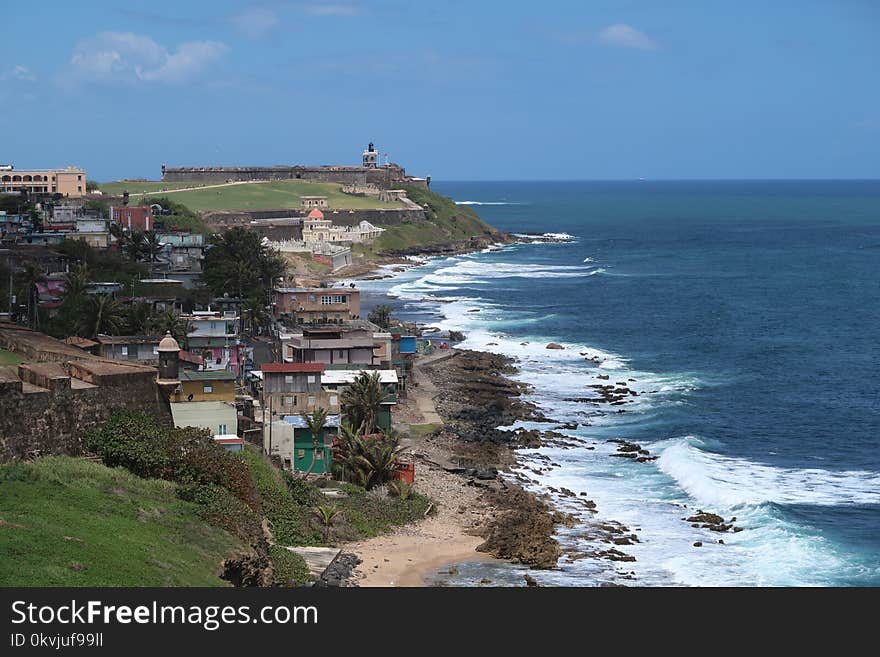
[282,414,342,428]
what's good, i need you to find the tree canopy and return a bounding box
[202,227,284,300]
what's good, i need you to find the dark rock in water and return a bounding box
[479,577,492,585]
[618,443,641,453]
[693,541,703,548]
[611,452,637,459]
[718,540,725,545]
[524,574,539,587]
[514,429,543,448]
[467,309,481,313]
[546,342,565,350]
[686,512,725,525]
[733,526,744,533]
[597,374,610,380]
[636,456,658,463]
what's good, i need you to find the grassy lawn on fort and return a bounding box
[0,457,243,586]
[0,349,23,365]
[99,179,407,212]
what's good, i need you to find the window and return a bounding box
[316,451,323,461]
[284,375,293,384]
[283,395,294,406]
[307,375,316,384]
[120,346,129,356]
[77,186,82,192]
[309,294,317,302]
[308,395,316,406]
[330,395,338,406]
[333,295,346,304]
[336,350,344,358]
[218,424,227,434]
[297,449,305,458]
[320,295,333,305]
[153,345,159,355]
[203,384,213,394]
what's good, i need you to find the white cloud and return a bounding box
[230,7,279,38]
[301,3,361,17]
[66,32,227,85]
[597,24,657,51]
[1,65,36,81]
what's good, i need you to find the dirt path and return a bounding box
[127,180,270,197]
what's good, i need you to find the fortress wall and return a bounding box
[0,369,172,462]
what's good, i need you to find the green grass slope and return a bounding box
[100,180,406,212]
[364,185,503,254]
[0,457,244,586]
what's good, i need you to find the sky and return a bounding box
[2,0,879,181]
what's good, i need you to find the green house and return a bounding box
[282,414,340,475]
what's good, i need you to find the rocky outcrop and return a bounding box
[476,486,562,569]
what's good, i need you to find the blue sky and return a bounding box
[2,0,879,181]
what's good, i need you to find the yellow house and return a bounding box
[0,166,87,197]
[173,370,235,402]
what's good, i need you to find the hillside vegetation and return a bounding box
[99,179,407,212]
[0,457,243,586]
[363,185,503,254]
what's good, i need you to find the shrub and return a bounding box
[387,479,412,500]
[269,546,311,587]
[178,483,263,545]
[86,411,258,510]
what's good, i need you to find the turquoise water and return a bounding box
[356,180,880,586]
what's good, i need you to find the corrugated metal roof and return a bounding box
[261,362,326,373]
[320,369,398,385]
[282,414,342,428]
[180,370,235,381]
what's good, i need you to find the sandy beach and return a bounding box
[341,346,567,587]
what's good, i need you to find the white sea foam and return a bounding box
[511,232,576,241]
[656,436,880,508]
[363,244,880,586]
[455,200,522,206]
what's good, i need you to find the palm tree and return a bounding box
[367,304,394,329]
[17,260,45,329]
[63,262,90,299]
[300,407,328,477]
[243,295,269,335]
[148,309,192,348]
[311,505,340,543]
[340,371,392,435]
[123,231,146,262]
[333,423,404,490]
[81,295,125,338]
[141,231,164,275]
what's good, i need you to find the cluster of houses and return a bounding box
[62,281,417,476]
[2,161,418,478]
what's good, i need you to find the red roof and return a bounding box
[261,362,326,373]
[178,350,204,365]
[307,209,324,219]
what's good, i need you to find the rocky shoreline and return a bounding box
[418,350,570,570]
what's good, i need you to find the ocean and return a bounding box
[353,180,880,586]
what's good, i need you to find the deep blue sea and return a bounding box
[353,180,880,586]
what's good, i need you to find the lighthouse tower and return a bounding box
[362,142,378,168]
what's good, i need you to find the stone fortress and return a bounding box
[161,143,431,190]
